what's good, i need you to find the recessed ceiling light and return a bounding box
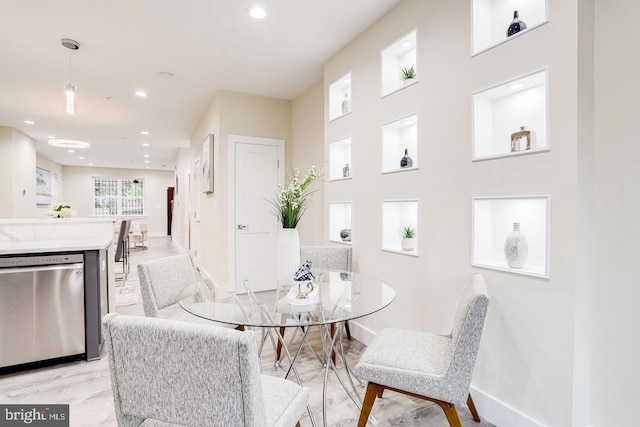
[135,90,147,97]
[47,136,56,139]
[146,166,150,169]
[140,130,149,135]
[48,139,90,149]
[88,163,94,166]
[247,6,266,19]
[142,143,150,147]
[78,156,85,160]
[510,82,525,90]
[145,160,150,164]
[68,149,75,153]
[144,154,150,158]
[24,120,35,125]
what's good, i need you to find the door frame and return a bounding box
[227,135,284,291]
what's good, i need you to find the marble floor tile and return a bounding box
[0,237,493,427]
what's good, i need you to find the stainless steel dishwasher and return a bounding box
[0,253,85,370]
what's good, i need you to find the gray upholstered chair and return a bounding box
[354,273,490,427]
[103,313,310,427]
[138,253,244,330]
[276,246,353,361]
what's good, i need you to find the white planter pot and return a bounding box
[277,228,301,286]
[401,237,416,251]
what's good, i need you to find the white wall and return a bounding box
[589,0,640,424]
[291,80,325,246]
[61,166,174,235]
[323,0,580,425]
[0,127,36,219]
[189,90,291,289]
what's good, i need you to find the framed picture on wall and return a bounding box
[202,134,214,193]
[36,167,52,205]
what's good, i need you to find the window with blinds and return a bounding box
[93,177,144,216]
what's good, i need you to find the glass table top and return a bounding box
[178,270,395,328]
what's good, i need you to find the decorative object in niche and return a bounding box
[343,163,350,178]
[400,148,413,168]
[507,10,527,37]
[340,228,352,242]
[48,202,71,218]
[510,126,533,152]
[341,93,351,114]
[400,65,416,85]
[401,225,417,251]
[504,222,528,268]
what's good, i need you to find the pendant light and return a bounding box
[61,38,80,116]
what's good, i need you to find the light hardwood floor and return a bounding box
[0,237,492,427]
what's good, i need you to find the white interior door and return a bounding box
[191,157,201,260]
[233,138,283,293]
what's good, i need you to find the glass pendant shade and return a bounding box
[64,82,77,115]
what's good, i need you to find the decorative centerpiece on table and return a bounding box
[48,202,72,218]
[270,165,323,286]
[287,260,319,311]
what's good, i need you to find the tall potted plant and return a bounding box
[271,165,323,285]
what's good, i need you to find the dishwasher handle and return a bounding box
[0,263,84,275]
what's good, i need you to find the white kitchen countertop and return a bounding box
[0,238,113,255]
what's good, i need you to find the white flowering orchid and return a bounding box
[47,202,72,218]
[270,165,323,228]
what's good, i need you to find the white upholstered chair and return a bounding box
[137,253,244,330]
[354,273,490,427]
[103,313,310,427]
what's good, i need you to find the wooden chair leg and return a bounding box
[358,382,383,427]
[435,401,462,427]
[235,325,245,331]
[276,326,286,361]
[467,393,481,422]
[295,422,301,427]
[330,324,337,365]
[345,320,352,340]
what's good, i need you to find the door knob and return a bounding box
[237,224,249,230]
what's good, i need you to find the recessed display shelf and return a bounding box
[472,0,549,55]
[329,137,352,181]
[381,29,418,97]
[382,114,418,174]
[329,72,352,122]
[329,202,352,245]
[473,68,549,161]
[472,196,550,278]
[382,200,418,256]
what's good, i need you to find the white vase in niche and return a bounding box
[277,228,301,286]
[504,222,528,269]
[401,237,416,251]
[341,93,350,114]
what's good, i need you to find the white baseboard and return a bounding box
[470,385,546,427]
[349,320,545,427]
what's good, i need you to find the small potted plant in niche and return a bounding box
[400,65,417,86]
[401,225,417,251]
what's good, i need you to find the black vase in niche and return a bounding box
[507,10,527,37]
[400,149,413,168]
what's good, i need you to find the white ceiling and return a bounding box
[0,0,401,171]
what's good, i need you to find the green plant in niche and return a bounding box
[400,65,416,81]
[401,225,417,238]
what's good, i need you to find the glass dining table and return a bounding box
[178,270,395,427]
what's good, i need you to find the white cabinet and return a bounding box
[472,0,549,55]
[381,29,418,97]
[473,68,549,161]
[382,114,418,173]
[472,196,550,278]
